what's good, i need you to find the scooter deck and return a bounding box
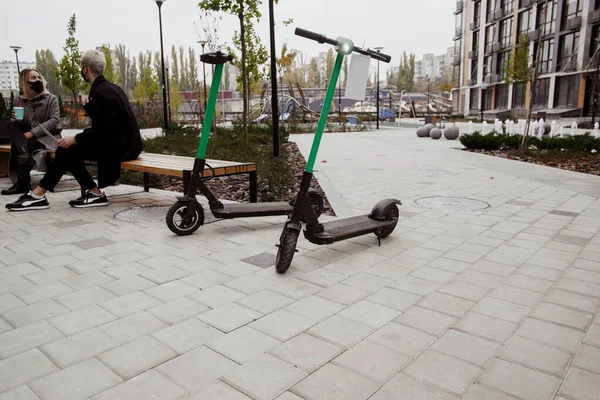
[304,214,396,245]
[212,202,293,219]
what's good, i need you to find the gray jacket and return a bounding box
[9,92,63,183]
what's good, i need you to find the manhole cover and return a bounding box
[414,196,490,212]
[114,206,171,223]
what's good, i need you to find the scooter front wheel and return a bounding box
[276,228,299,273]
[166,201,204,236]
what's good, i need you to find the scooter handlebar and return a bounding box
[294,27,392,64]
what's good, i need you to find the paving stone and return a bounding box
[532,302,593,330]
[559,367,600,400]
[269,333,342,372]
[564,268,600,285]
[454,312,518,343]
[30,358,122,400]
[386,276,441,296]
[368,322,436,356]
[26,266,76,285]
[198,303,262,332]
[472,297,533,324]
[0,263,42,280]
[297,268,348,287]
[418,292,475,317]
[91,370,186,400]
[55,287,116,310]
[269,278,322,300]
[364,263,412,279]
[572,344,600,375]
[152,318,223,353]
[184,380,251,400]
[471,260,516,277]
[144,280,198,302]
[404,349,482,395]
[14,280,74,305]
[431,329,500,366]
[0,349,58,393]
[101,275,156,296]
[315,283,369,305]
[224,274,277,294]
[517,318,583,351]
[308,315,374,347]
[99,311,168,344]
[42,328,117,368]
[333,341,409,382]
[148,297,208,324]
[338,300,399,329]
[241,252,276,268]
[527,255,571,271]
[583,323,600,347]
[61,270,115,291]
[370,373,459,400]
[223,353,307,400]
[250,309,315,341]
[2,300,68,327]
[140,265,191,284]
[48,304,117,336]
[284,295,345,322]
[0,386,41,400]
[341,273,392,293]
[545,288,600,313]
[555,278,600,298]
[232,290,294,315]
[72,237,115,250]
[489,284,545,308]
[437,280,489,302]
[456,270,504,289]
[0,320,63,358]
[291,362,377,400]
[365,287,421,312]
[157,346,238,393]
[480,359,561,400]
[499,335,572,377]
[0,294,25,314]
[208,326,280,364]
[98,335,176,379]
[100,291,162,317]
[394,305,457,336]
[462,385,513,400]
[190,285,246,308]
[427,257,471,274]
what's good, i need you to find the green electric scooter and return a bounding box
[275,28,400,273]
[166,51,324,236]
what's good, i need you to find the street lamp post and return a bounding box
[374,47,383,129]
[198,40,208,117]
[481,64,487,123]
[592,38,600,126]
[399,90,407,127]
[153,0,169,134]
[166,66,172,123]
[426,74,430,117]
[268,0,280,157]
[10,46,21,75]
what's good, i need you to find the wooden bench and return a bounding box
[0,144,258,202]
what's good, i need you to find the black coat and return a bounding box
[76,76,142,188]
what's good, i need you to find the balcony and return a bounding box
[470,20,480,30]
[564,16,582,31]
[500,41,512,50]
[492,8,505,21]
[484,75,493,84]
[559,59,578,72]
[485,43,494,54]
[467,79,476,86]
[590,9,600,24]
[491,74,502,83]
[527,29,540,41]
[493,42,501,52]
[520,0,533,8]
[454,0,464,14]
[454,28,463,40]
[469,50,479,59]
[452,55,461,66]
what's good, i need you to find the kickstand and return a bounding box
[375,230,382,247]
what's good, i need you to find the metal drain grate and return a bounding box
[414,196,490,212]
[114,206,171,224]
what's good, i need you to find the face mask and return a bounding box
[81,67,87,83]
[29,80,43,94]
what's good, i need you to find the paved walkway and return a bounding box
[0,128,599,400]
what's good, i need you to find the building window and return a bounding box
[483,56,493,80]
[453,65,461,85]
[472,31,480,53]
[513,82,527,108]
[538,1,557,35]
[497,51,511,78]
[470,88,480,111]
[485,25,496,52]
[500,17,514,49]
[474,1,481,28]
[536,38,554,74]
[518,9,533,35]
[495,84,509,109]
[471,60,479,81]
[482,87,493,110]
[563,0,582,21]
[502,0,514,14]
[558,32,579,72]
[554,74,579,107]
[487,0,497,23]
[533,78,550,108]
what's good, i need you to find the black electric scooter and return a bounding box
[166,51,323,236]
[275,28,400,273]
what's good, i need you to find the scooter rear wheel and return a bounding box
[378,204,399,239]
[166,201,204,236]
[275,228,299,273]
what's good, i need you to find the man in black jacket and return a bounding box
[6,49,142,211]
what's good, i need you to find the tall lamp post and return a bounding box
[374,46,383,129]
[480,64,487,123]
[426,74,431,117]
[166,66,172,123]
[153,0,169,134]
[268,0,280,157]
[10,46,21,75]
[591,38,600,126]
[198,40,208,116]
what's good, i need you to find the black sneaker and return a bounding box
[5,193,50,211]
[1,183,31,196]
[69,191,109,208]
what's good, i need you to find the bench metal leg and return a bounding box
[249,171,257,203]
[182,170,191,194]
[143,172,149,192]
[44,152,55,192]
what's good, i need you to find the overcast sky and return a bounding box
[1,0,454,72]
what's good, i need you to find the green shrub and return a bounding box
[460,131,600,151]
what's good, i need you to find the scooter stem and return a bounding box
[305,52,345,174]
[196,63,224,160]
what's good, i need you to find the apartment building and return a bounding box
[415,47,455,79]
[451,0,600,118]
[0,60,36,92]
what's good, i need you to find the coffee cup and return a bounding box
[13,107,24,120]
